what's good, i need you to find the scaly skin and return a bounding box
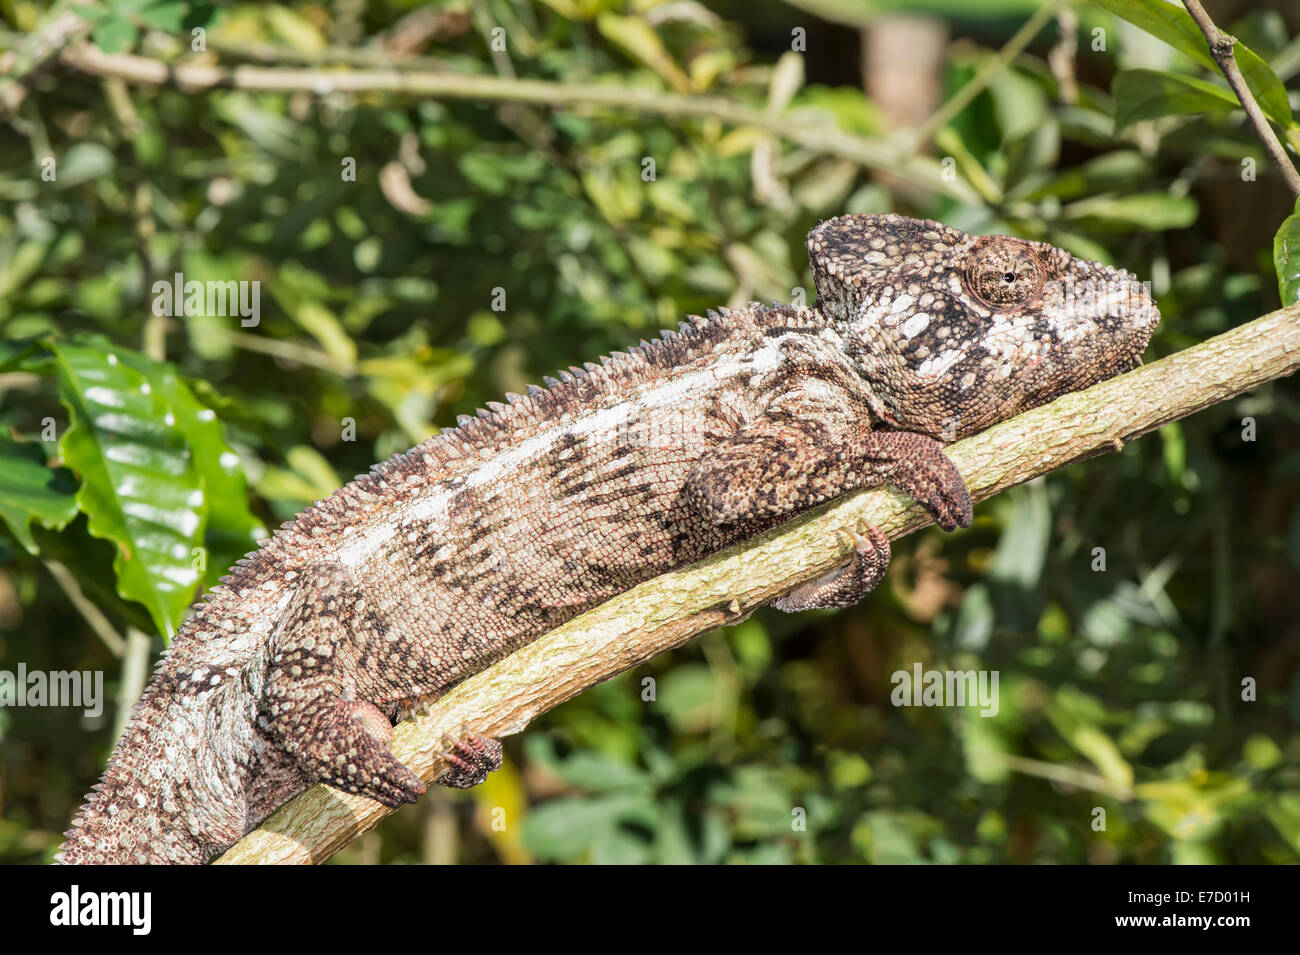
[59,214,1159,863]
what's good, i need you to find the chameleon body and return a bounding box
[59,214,1159,863]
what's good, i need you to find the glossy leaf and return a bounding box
[1061,191,1198,231]
[1112,68,1239,131]
[108,349,268,584]
[1096,0,1294,131]
[1273,196,1300,306]
[54,341,208,638]
[0,437,78,554]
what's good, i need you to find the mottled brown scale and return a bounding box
[60,214,1159,863]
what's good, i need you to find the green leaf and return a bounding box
[91,16,137,54]
[0,240,51,298]
[657,663,726,732]
[1273,195,1300,306]
[1112,69,1240,131]
[54,340,208,638]
[138,0,186,32]
[596,13,691,92]
[1061,191,1198,231]
[55,143,115,189]
[0,437,78,554]
[264,5,328,53]
[522,793,657,859]
[548,752,650,792]
[1048,688,1134,794]
[790,86,885,137]
[0,337,48,373]
[988,480,1050,588]
[1265,792,1300,854]
[107,351,267,582]
[293,301,356,368]
[1028,151,1151,201]
[1095,0,1294,130]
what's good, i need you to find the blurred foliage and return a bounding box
[0,0,1298,864]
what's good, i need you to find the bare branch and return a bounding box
[54,43,976,204]
[1183,0,1300,197]
[0,7,88,118]
[217,303,1300,864]
[43,559,127,657]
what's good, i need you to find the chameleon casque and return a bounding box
[59,214,1159,863]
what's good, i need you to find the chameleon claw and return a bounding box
[436,729,503,790]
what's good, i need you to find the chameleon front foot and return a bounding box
[436,730,503,789]
[772,524,891,612]
[862,431,973,531]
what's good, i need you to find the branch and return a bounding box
[0,7,88,119]
[1183,0,1300,197]
[217,303,1300,864]
[54,43,976,204]
[43,559,126,656]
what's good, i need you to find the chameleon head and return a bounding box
[808,213,1161,440]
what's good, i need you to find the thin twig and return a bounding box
[205,327,355,376]
[218,302,1300,864]
[992,755,1129,800]
[55,43,976,204]
[112,627,151,745]
[1183,0,1300,197]
[906,0,1063,150]
[0,5,89,119]
[1048,7,1079,106]
[101,76,164,361]
[43,559,127,656]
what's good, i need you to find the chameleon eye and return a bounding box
[964,241,1046,307]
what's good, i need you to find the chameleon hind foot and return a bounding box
[268,696,427,808]
[436,729,503,789]
[772,523,891,612]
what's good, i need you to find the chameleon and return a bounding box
[58,214,1159,863]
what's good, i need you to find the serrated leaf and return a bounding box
[1273,196,1300,306]
[1112,68,1239,131]
[1095,0,1294,131]
[0,437,78,554]
[54,341,208,638]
